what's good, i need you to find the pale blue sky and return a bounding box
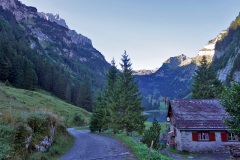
[20,0,240,70]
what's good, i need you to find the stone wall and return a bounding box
[180,131,239,152]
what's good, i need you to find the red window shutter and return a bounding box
[209,132,216,141]
[192,132,198,141]
[174,128,177,137]
[221,132,228,142]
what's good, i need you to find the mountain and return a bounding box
[136,30,226,108]
[0,0,110,107]
[133,68,158,75]
[212,13,240,84]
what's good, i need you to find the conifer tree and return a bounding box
[104,59,119,131]
[192,55,223,99]
[90,59,118,132]
[113,51,146,134]
[89,94,106,132]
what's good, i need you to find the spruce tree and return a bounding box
[104,59,119,131]
[192,55,223,99]
[89,94,106,132]
[90,59,118,132]
[113,51,146,134]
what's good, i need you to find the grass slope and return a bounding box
[0,85,91,159]
[0,85,91,126]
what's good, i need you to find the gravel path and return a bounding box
[60,128,136,160]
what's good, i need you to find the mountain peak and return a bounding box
[163,54,187,69]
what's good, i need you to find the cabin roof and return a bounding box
[168,99,229,130]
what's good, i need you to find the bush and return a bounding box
[13,123,32,159]
[141,117,161,150]
[73,113,85,126]
[113,133,170,160]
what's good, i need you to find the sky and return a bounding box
[20,0,240,70]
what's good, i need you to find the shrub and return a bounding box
[141,117,161,149]
[13,123,32,159]
[72,113,85,126]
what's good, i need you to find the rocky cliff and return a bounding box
[0,0,93,47]
[211,13,240,84]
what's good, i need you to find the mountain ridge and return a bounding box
[0,0,110,108]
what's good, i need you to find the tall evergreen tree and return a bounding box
[192,55,223,99]
[104,59,119,131]
[113,51,146,134]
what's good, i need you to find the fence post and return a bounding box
[148,140,154,160]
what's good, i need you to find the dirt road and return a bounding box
[60,128,135,160]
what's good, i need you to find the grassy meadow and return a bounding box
[0,85,91,159]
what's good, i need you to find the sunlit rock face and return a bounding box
[197,30,227,57]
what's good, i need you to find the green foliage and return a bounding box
[89,94,107,132]
[72,113,85,126]
[113,51,147,134]
[141,118,161,149]
[221,82,240,137]
[90,53,146,134]
[90,59,118,132]
[107,133,171,160]
[77,76,94,112]
[13,123,32,158]
[192,56,223,99]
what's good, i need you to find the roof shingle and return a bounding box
[169,99,229,130]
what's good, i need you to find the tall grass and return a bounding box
[0,85,91,159]
[106,133,171,160]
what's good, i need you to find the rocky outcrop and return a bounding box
[211,14,240,84]
[67,30,92,46]
[35,124,55,152]
[0,0,37,20]
[0,0,92,46]
[38,12,68,29]
[197,30,227,57]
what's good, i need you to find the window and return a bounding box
[198,132,209,141]
[222,132,238,142]
[192,131,215,141]
[228,132,238,141]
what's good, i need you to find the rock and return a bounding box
[38,12,69,29]
[198,30,227,57]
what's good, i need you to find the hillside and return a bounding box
[0,0,110,110]
[0,84,91,159]
[212,13,240,84]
